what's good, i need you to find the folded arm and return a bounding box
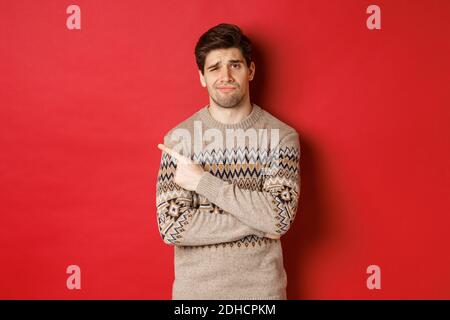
[194,131,301,238]
[156,144,266,246]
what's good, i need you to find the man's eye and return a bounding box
[231,64,240,68]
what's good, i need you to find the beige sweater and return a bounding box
[155,103,301,299]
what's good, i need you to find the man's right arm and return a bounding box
[155,136,267,246]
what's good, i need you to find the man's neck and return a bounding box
[208,97,253,125]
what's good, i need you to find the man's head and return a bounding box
[195,23,255,109]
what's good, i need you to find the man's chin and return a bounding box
[212,96,244,109]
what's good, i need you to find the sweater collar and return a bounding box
[198,103,263,130]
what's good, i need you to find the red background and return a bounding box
[1,0,449,299]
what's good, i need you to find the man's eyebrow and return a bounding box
[228,59,243,64]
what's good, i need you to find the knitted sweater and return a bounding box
[155,103,301,300]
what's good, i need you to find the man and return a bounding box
[155,23,301,299]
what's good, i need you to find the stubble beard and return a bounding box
[210,87,245,109]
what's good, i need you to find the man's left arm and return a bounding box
[195,131,301,238]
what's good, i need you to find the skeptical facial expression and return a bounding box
[199,47,255,108]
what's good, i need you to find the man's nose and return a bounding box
[219,66,233,81]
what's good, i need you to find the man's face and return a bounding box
[199,47,255,109]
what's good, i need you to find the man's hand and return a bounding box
[157,144,205,191]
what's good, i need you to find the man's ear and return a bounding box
[198,70,207,87]
[248,61,255,81]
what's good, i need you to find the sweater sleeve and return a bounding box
[155,136,265,246]
[195,131,301,238]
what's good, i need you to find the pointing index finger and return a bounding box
[157,144,189,162]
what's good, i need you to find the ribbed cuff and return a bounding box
[195,172,225,203]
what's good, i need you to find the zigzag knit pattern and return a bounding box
[156,145,300,248]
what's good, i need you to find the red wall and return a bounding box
[1,0,449,299]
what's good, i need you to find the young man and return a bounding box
[156,23,301,300]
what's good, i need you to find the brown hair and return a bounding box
[195,23,252,74]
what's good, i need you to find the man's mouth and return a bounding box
[217,86,237,92]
